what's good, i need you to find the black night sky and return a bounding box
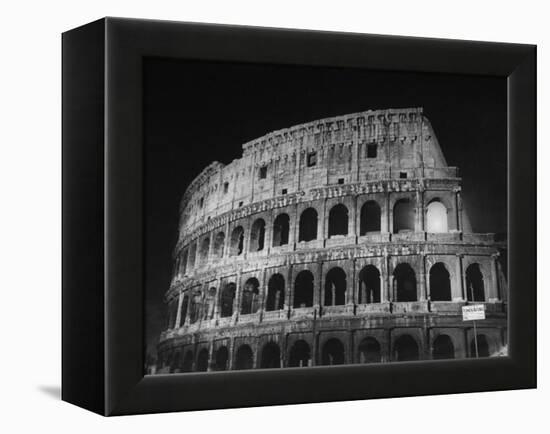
[144,58,507,359]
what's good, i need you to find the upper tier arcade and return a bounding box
[178,107,461,242]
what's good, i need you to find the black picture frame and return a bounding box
[62,17,536,416]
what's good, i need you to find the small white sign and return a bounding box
[462,304,486,321]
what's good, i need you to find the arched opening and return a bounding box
[433,335,455,359]
[182,350,194,372]
[170,352,181,373]
[196,348,209,372]
[466,263,485,302]
[293,270,314,308]
[266,273,285,311]
[213,232,225,258]
[272,213,290,246]
[299,208,318,242]
[393,263,417,302]
[240,277,260,315]
[470,334,490,358]
[179,249,188,275]
[203,287,216,320]
[187,242,197,270]
[393,198,415,233]
[393,335,419,361]
[250,218,266,251]
[360,201,381,234]
[189,292,202,324]
[229,226,245,256]
[357,337,381,363]
[288,340,311,367]
[430,262,452,301]
[328,204,349,237]
[260,342,281,369]
[321,338,345,365]
[179,295,189,325]
[358,265,381,304]
[214,346,229,371]
[324,267,347,306]
[220,282,236,317]
[426,200,448,233]
[234,345,254,370]
[199,237,210,263]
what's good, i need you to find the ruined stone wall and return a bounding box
[156,107,506,374]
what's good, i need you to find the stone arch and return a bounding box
[470,334,490,358]
[357,337,381,363]
[220,282,236,317]
[393,198,415,233]
[288,340,311,367]
[260,342,281,369]
[187,242,197,270]
[393,335,419,361]
[466,263,485,301]
[196,348,209,372]
[214,346,229,371]
[321,338,346,365]
[430,262,452,301]
[199,237,210,263]
[393,263,417,302]
[324,267,347,306]
[240,277,260,315]
[189,291,202,324]
[358,265,381,304]
[266,273,285,311]
[293,270,314,308]
[234,344,254,370]
[426,200,449,233]
[182,350,194,372]
[360,200,381,234]
[432,334,455,359]
[299,208,318,242]
[249,218,266,252]
[272,213,290,247]
[328,203,349,237]
[229,226,245,256]
[212,231,225,258]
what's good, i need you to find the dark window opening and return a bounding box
[358,337,381,363]
[324,267,347,306]
[234,345,253,370]
[259,166,267,179]
[230,226,244,256]
[199,197,204,208]
[288,340,311,367]
[272,213,290,247]
[223,182,229,193]
[337,178,344,184]
[367,143,378,158]
[213,232,225,258]
[393,263,417,302]
[358,265,381,304]
[307,152,317,167]
[260,342,281,369]
[321,338,345,365]
[433,335,455,360]
[399,172,407,179]
[430,262,452,301]
[470,334,490,358]
[182,350,194,372]
[393,198,415,233]
[238,201,244,207]
[393,335,419,361]
[266,274,285,311]
[240,278,260,315]
[360,201,381,235]
[214,346,229,371]
[250,218,266,251]
[294,270,314,308]
[196,349,209,372]
[466,263,485,302]
[220,283,236,317]
[328,204,349,237]
[281,188,287,195]
[299,208,318,242]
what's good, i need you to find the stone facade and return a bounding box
[156,107,507,373]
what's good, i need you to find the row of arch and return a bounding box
[176,199,451,274]
[165,333,493,373]
[170,262,486,327]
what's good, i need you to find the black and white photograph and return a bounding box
[144,59,509,374]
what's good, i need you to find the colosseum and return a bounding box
[156,107,508,374]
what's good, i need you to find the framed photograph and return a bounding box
[62,17,536,416]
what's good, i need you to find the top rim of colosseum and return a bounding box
[182,107,426,201]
